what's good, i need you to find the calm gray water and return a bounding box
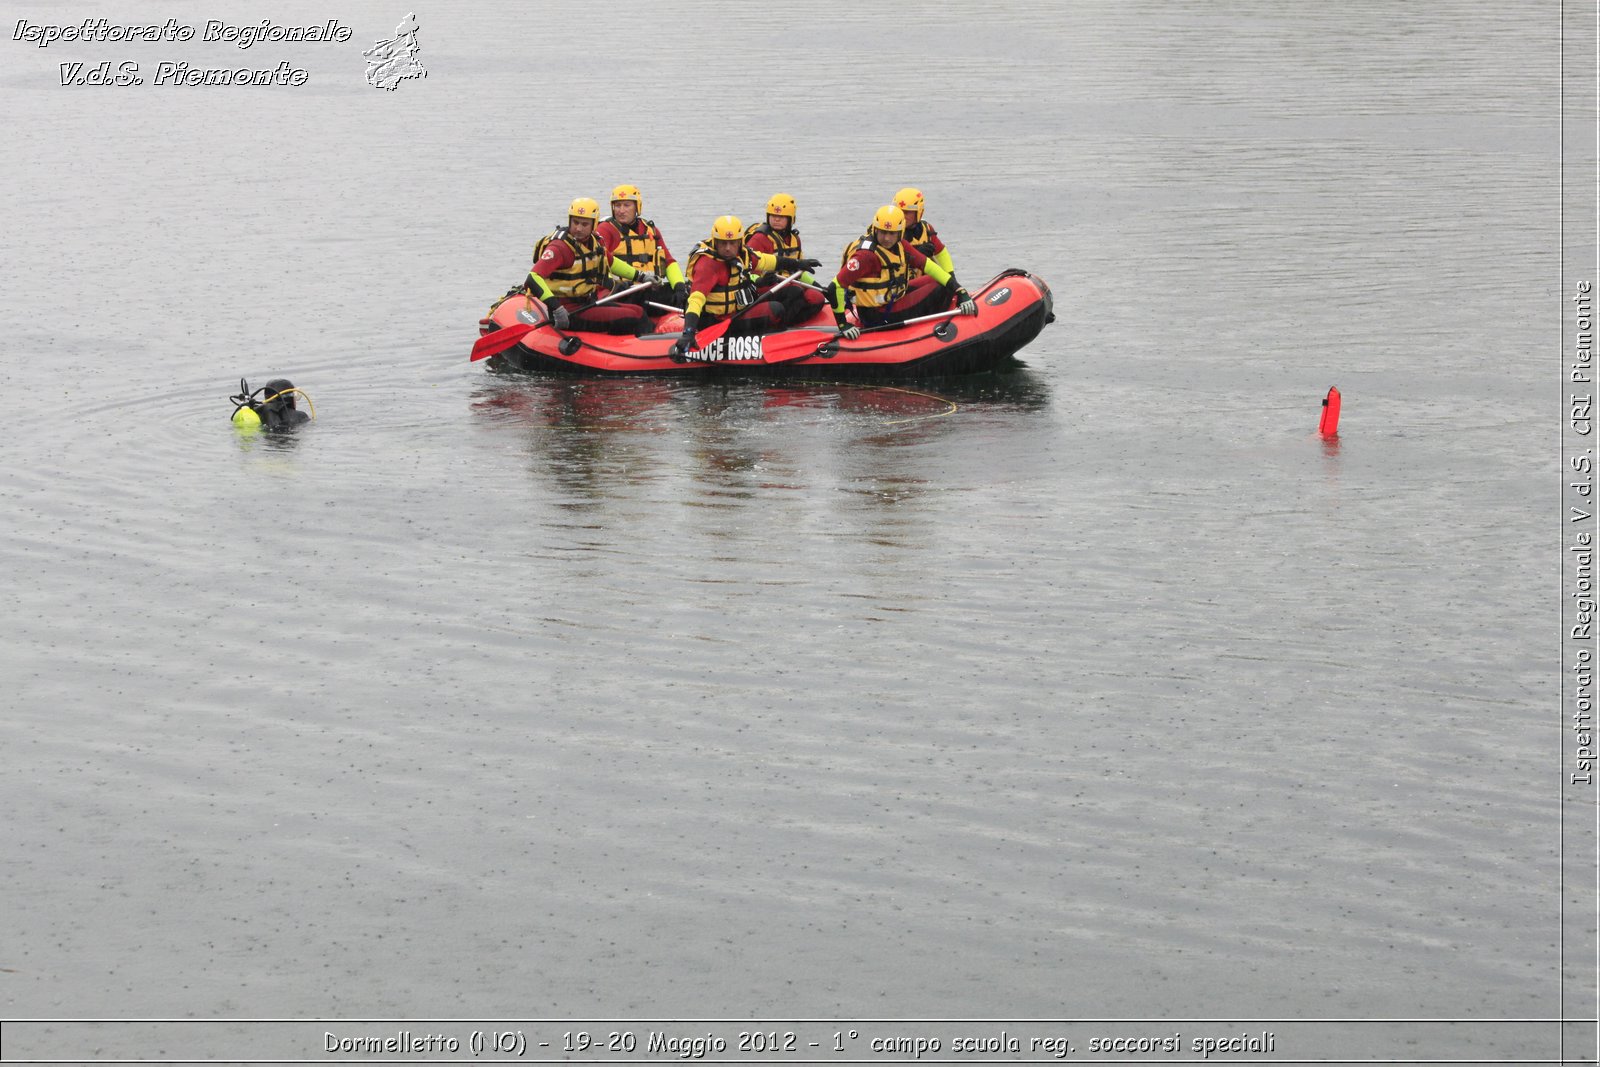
[0,0,1576,1061]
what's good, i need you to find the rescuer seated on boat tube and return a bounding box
[847,188,955,282]
[744,192,829,324]
[672,215,821,354]
[887,186,958,282]
[597,183,690,309]
[823,204,978,339]
[524,197,671,334]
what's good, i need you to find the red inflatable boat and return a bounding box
[472,269,1054,378]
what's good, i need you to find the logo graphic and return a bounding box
[364,13,425,90]
[986,286,1011,306]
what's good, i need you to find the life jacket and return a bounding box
[604,216,668,274]
[744,221,803,259]
[841,228,874,269]
[903,219,940,278]
[745,222,802,285]
[532,226,608,299]
[685,240,759,319]
[848,218,940,277]
[840,237,909,310]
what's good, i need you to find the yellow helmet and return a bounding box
[765,193,797,220]
[567,197,601,222]
[872,204,907,234]
[610,184,642,212]
[711,215,745,241]
[893,187,925,215]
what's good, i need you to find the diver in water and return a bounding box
[231,379,312,431]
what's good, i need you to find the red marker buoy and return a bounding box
[1319,386,1341,436]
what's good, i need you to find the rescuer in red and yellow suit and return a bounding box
[596,184,687,309]
[524,197,658,334]
[743,193,828,324]
[672,215,820,354]
[886,187,958,280]
[822,204,978,340]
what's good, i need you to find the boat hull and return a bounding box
[476,269,1053,378]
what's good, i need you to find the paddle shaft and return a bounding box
[739,269,802,307]
[865,307,963,332]
[802,306,967,343]
[589,279,653,308]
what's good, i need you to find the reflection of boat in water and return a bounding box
[475,270,1054,379]
[472,369,1052,433]
[757,370,1052,422]
[470,372,1055,530]
[472,376,680,429]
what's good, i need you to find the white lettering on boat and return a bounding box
[681,335,766,363]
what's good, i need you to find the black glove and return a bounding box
[945,277,977,317]
[550,303,571,330]
[675,312,700,355]
[775,256,822,273]
[671,282,690,308]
